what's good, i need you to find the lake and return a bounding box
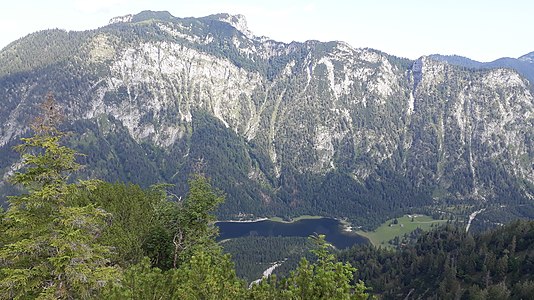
[216,217,369,249]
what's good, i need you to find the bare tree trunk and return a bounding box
[173,229,184,269]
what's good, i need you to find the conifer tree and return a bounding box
[152,174,224,269]
[0,94,119,299]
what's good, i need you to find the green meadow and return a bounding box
[355,215,448,247]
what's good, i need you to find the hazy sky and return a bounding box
[1,0,532,62]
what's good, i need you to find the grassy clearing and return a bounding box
[268,215,323,223]
[355,215,447,247]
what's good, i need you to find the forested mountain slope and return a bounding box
[339,220,534,299]
[0,11,532,228]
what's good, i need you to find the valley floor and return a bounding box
[355,214,448,247]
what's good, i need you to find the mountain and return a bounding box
[519,51,534,63]
[429,53,534,84]
[0,11,532,229]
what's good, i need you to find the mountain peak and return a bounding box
[518,51,534,63]
[109,11,175,25]
[204,13,254,38]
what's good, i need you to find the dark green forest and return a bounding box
[339,221,534,299]
[221,236,316,283]
[219,219,534,299]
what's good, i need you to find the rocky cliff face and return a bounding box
[0,11,532,227]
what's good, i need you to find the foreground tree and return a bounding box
[0,94,119,299]
[71,181,167,268]
[141,174,225,270]
[102,176,245,299]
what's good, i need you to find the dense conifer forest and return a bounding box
[339,221,534,299]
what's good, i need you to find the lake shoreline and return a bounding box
[217,215,325,224]
[268,215,324,223]
[218,214,345,225]
[216,217,269,223]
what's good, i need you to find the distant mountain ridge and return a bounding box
[0,11,532,229]
[429,53,534,83]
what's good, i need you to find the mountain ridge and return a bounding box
[428,53,534,84]
[0,10,532,229]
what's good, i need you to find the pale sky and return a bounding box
[1,0,532,62]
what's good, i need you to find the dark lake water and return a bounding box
[216,218,369,249]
